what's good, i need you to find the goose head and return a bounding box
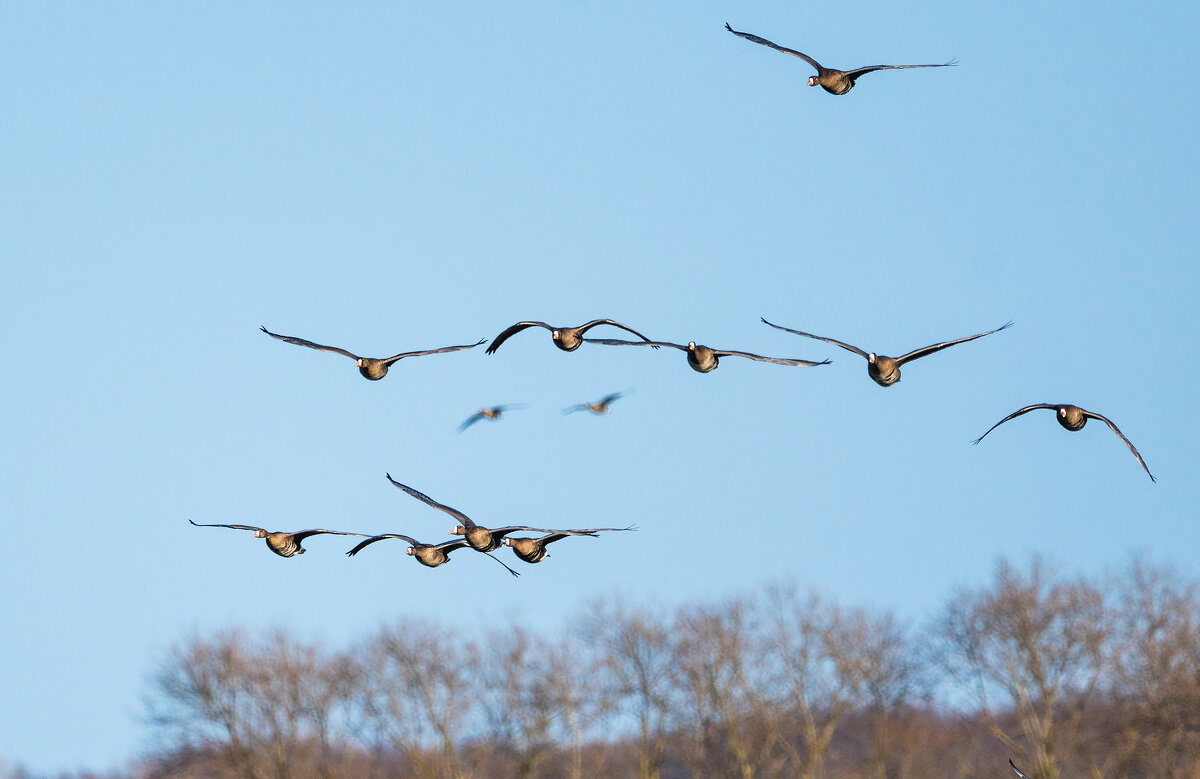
[253,529,268,538]
[450,525,466,536]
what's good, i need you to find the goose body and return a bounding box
[725,23,956,96]
[485,319,654,354]
[260,326,485,380]
[187,520,364,558]
[973,404,1155,482]
[761,318,1011,387]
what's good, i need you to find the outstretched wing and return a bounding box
[260,326,360,360]
[291,529,368,542]
[843,58,958,80]
[346,533,418,557]
[712,348,831,367]
[896,321,1012,366]
[562,403,589,415]
[761,318,868,359]
[1083,410,1157,482]
[458,413,486,432]
[575,319,656,343]
[485,322,552,355]
[385,473,476,528]
[189,520,266,533]
[584,338,687,351]
[971,404,1058,445]
[382,338,486,365]
[725,23,823,72]
[598,392,625,406]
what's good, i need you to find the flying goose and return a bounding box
[384,474,586,553]
[1008,760,1029,779]
[503,528,635,564]
[187,520,365,558]
[459,404,527,432]
[484,319,655,355]
[563,392,624,415]
[761,318,1011,387]
[584,338,830,374]
[260,326,485,380]
[346,533,520,577]
[972,404,1155,482]
[725,23,957,96]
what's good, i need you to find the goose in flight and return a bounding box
[384,474,586,553]
[260,326,485,380]
[972,404,1155,482]
[459,404,526,432]
[187,520,365,558]
[485,319,655,354]
[563,392,624,415]
[761,318,1011,387]
[504,527,632,564]
[725,23,956,96]
[346,533,520,577]
[584,337,829,374]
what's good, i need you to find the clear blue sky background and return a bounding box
[2,1,1197,774]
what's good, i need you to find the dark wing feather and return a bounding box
[842,58,958,80]
[1009,759,1030,779]
[189,520,266,533]
[599,392,624,406]
[484,322,551,355]
[562,403,588,414]
[458,413,485,432]
[431,538,473,554]
[260,326,360,360]
[483,550,521,578]
[291,529,368,542]
[761,318,868,359]
[1083,410,1157,482]
[575,319,655,343]
[385,473,476,528]
[382,338,486,365]
[711,348,831,367]
[346,533,417,557]
[584,338,687,351]
[971,404,1058,445]
[725,23,823,71]
[896,321,1012,366]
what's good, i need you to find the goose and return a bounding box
[260,326,485,380]
[1008,760,1029,779]
[584,338,829,374]
[563,392,624,415]
[725,23,956,96]
[972,404,1155,482]
[459,404,526,432]
[761,318,1011,387]
[503,528,636,564]
[485,319,655,355]
[384,474,586,552]
[346,533,520,577]
[187,520,365,558]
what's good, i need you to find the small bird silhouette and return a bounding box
[725,23,956,96]
[459,404,527,432]
[563,392,625,415]
[260,325,485,380]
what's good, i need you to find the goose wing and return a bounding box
[761,318,868,359]
[711,347,831,367]
[562,403,589,414]
[575,319,655,343]
[1083,410,1156,482]
[896,321,1012,366]
[725,23,824,72]
[598,392,625,406]
[385,473,476,528]
[291,528,368,542]
[1009,760,1030,779]
[381,338,485,366]
[188,520,266,533]
[971,404,1058,445]
[346,533,418,557]
[484,321,552,355]
[260,326,360,360]
[842,58,958,80]
[584,338,687,351]
[458,412,486,432]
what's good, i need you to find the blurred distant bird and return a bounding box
[485,319,655,354]
[725,22,957,96]
[1008,760,1029,779]
[346,533,520,577]
[504,527,633,564]
[761,318,1011,387]
[585,338,829,374]
[563,392,624,415]
[187,520,364,558]
[260,325,485,380]
[385,474,587,553]
[972,403,1155,482]
[459,404,526,432]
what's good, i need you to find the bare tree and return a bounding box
[933,557,1110,779]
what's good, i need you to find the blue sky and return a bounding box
[2,1,1198,774]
